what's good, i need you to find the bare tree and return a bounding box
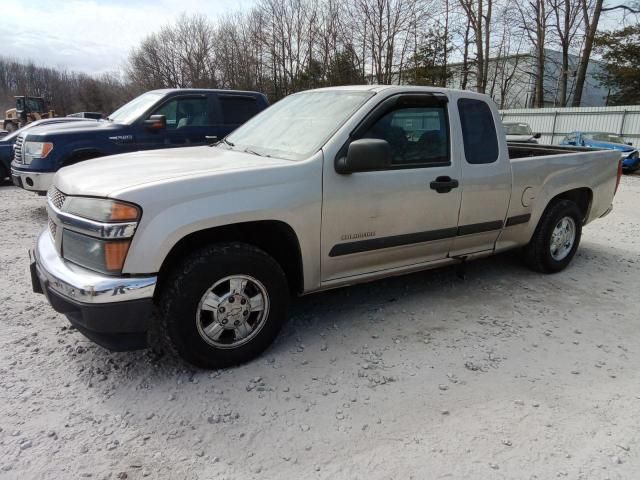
[127,14,217,89]
[514,0,550,107]
[571,0,602,106]
[458,0,493,93]
[350,0,421,84]
[549,0,583,106]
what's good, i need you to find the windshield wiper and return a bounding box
[243,147,263,157]
[222,138,235,147]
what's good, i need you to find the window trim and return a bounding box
[334,92,451,172]
[457,97,499,165]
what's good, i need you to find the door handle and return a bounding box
[430,176,459,193]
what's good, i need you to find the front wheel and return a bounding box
[158,242,289,369]
[523,199,583,273]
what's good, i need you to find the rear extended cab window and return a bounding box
[219,95,262,126]
[458,98,499,164]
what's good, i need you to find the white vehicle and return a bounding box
[31,86,621,368]
[503,122,541,143]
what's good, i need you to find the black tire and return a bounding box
[523,199,583,273]
[158,242,289,369]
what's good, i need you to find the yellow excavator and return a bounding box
[3,96,56,132]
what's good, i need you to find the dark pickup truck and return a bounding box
[11,88,268,193]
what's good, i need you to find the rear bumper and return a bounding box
[11,167,54,193]
[31,230,158,351]
[599,203,614,219]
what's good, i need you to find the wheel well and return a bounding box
[64,150,103,167]
[550,187,593,222]
[156,220,304,296]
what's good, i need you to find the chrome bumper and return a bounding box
[33,229,157,304]
[11,168,55,193]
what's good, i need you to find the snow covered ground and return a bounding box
[1,176,639,479]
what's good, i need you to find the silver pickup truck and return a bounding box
[30,86,621,368]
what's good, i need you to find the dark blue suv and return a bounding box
[11,89,268,193]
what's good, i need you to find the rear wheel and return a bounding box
[523,199,583,273]
[158,242,289,369]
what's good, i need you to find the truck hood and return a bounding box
[55,146,292,197]
[24,119,119,139]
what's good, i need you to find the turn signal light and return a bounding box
[105,241,131,272]
[110,202,140,222]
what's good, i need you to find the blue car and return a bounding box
[1,117,95,181]
[560,131,639,173]
[11,89,269,193]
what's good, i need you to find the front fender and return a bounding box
[120,155,324,291]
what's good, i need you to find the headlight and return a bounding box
[54,196,141,274]
[62,230,132,274]
[62,197,140,223]
[23,141,53,165]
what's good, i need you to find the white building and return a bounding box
[447,49,610,108]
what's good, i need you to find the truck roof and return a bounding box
[301,84,492,100]
[148,88,266,96]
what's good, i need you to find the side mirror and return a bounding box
[627,142,633,146]
[335,138,392,174]
[144,115,166,130]
[533,132,541,139]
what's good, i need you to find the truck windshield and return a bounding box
[503,123,532,135]
[108,92,164,124]
[584,132,625,144]
[225,90,374,160]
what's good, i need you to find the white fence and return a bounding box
[499,105,640,146]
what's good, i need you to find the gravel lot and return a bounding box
[1,176,640,479]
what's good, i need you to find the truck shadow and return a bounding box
[64,240,633,390]
[28,205,47,222]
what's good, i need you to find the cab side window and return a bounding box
[564,133,577,145]
[153,98,210,130]
[458,98,499,164]
[360,106,449,166]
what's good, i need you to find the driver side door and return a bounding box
[136,95,215,150]
[320,94,463,283]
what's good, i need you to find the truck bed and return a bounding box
[506,142,619,229]
[508,142,595,159]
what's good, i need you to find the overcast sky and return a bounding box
[1,0,255,75]
[1,0,630,76]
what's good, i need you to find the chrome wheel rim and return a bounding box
[196,275,270,349]
[550,216,576,261]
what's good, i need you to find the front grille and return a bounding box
[48,218,57,239]
[48,187,66,210]
[13,135,24,164]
